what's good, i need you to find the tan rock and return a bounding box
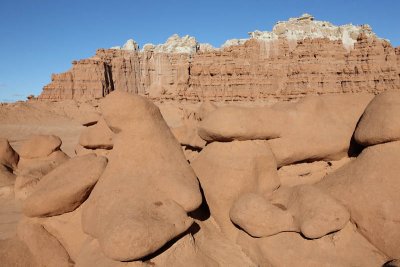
[75,238,150,267]
[268,94,373,166]
[191,140,280,240]
[0,164,16,187]
[0,237,38,267]
[39,204,90,262]
[0,138,19,169]
[23,154,107,217]
[230,193,296,237]
[82,92,202,261]
[75,144,110,157]
[287,184,350,239]
[171,125,206,149]
[17,219,72,267]
[237,222,387,267]
[197,101,218,121]
[19,135,62,159]
[17,150,70,178]
[97,199,193,261]
[318,141,400,258]
[198,106,285,142]
[231,185,349,239]
[355,91,400,146]
[198,94,372,167]
[193,219,257,267]
[151,234,218,267]
[79,111,101,126]
[14,150,70,201]
[278,158,351,187]
[79,118,114,149]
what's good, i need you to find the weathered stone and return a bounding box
[355,91,400,145]
[191,140,280,240]
[19,135,62,159]
[318,141,400,258]
[23,154,107,217]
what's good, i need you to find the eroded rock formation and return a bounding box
[39,14,400,101]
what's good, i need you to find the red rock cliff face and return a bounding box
[183,35,400,101]
[39,31,400,101]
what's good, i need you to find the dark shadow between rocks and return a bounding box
[138,222,201,264]
[383,259,400,267]
[348,115,366,157]
[188,182,211,221]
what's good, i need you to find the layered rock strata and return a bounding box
[39,14,400,101]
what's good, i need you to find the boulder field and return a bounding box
[0,90,400,266]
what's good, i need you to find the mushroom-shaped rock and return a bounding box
[354,91,400,146]
[287,185,350,239]
[19,135,62,159]
[82,91,202,261]
[191,140,280,240]
[23,154,107,217]
[230,193,296,237]
[317,141,400,258]
[17,219,72,267]
[79,118,114,149]
[0,138,19,169]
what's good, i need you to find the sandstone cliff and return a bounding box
[39,14,400,101]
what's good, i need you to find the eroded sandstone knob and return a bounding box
[0,138,19,169]
[82,91,202,261]
[191,140,280,240]
[355,91,400,146]
[318,141,400,259]
[230,185,349,239]
[19,135,62,159]
[230,193,296,237]
[23,154,107,217]
[79,118,114,149]
[199,94,373,166]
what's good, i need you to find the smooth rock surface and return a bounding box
[19,135,62,159]
[318,141,400,258]
[191,140,280,240]
[23,154,107,217]
[355,91,400,146]
[82,92,202,261]
[79,118,114,149]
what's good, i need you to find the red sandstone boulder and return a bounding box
[355,91,400,146]
[23,154,107,217]
[82,92,202,261]
[191,140,280,240]
[318,141,400,258]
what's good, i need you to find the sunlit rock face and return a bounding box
[38,14,400,101]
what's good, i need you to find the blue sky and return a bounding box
[1,0,399,102]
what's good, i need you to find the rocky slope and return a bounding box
[39,14,400,101]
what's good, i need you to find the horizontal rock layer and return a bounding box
[39,22,400,101]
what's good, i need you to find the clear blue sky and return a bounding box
[1,0,399,102]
